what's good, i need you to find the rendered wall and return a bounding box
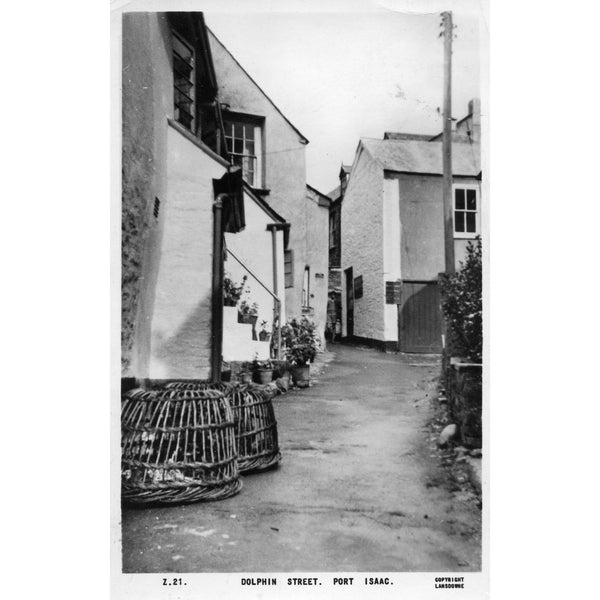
[224,190,284,357]
[389,173,481,281]
[208,30,309,320]
[341,147,384,340]
[305,188,331,346]
[382,177,401,341]
[148,126,227,379]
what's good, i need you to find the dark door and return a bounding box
[398,281,442,353]
[344,267,354,337]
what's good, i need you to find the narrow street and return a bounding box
[121,345,481,573]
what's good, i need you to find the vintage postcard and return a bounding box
[111,0,489,597]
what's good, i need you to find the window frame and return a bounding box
[452,183,480,239]
[172,30,196,132]
[223,112,264,188]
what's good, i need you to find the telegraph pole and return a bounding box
[441,11,455,273]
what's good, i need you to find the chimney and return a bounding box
[467,98,481,143]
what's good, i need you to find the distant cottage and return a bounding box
[338,101,481,352]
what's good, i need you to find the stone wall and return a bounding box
[445,363,482,447]
[341,146,384,340]
[121,13,172,377]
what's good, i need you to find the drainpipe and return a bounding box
[267,224,282,360]
[210,194,228,382]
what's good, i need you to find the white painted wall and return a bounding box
[209,31,308,319]
[383,177,401,341]
[149,126,227,379]
[224,190,283,361]
[341,145,385,340]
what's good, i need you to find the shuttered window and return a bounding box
[284,249,294,288]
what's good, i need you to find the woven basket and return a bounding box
[228,384,281,472]
[121,387,242,505]
[162,382,281,473]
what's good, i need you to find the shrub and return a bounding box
[280,317,319,366]
[439,237,482,362]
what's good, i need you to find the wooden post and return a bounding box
[442,11,455,274]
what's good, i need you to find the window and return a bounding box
[302,266,310,307]
[453,186,479,237]
[172,32,195,131]
[329,210,339,249]
[224,120,262,187]
[284,250,294,288]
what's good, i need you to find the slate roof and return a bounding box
[361,138,480,176]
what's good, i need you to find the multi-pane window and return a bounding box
[224,121,258,186]
[173,33,195,130]
[454,187,479,236]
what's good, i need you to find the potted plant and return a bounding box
[258,320,271,342]
[251,357,274,384]
[223,274,247,307]
[280,317,319,388]
[237,299,258,323]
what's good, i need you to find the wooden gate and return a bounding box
[398,280,442,353]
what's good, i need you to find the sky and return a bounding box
[204,0,484,194]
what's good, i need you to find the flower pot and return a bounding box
[258,331,271,342]
[256,369,273,384]
[223,298,238,307]
[238,312,258,326]
[291,364,310,388]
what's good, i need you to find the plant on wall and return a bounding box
[439,237,482,362]
[238,300,259,317]
[223,273,247,306]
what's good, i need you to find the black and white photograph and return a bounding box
[113,0,487,596]
[9,2,600,600]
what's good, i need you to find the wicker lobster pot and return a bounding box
[228,384,281,472]
[121,388,242,505]
[164,382,281,473]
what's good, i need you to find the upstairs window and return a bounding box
[224,118,263,188]
[453,185,479,238]
[329,210,338,249]
[172,33,195,131]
